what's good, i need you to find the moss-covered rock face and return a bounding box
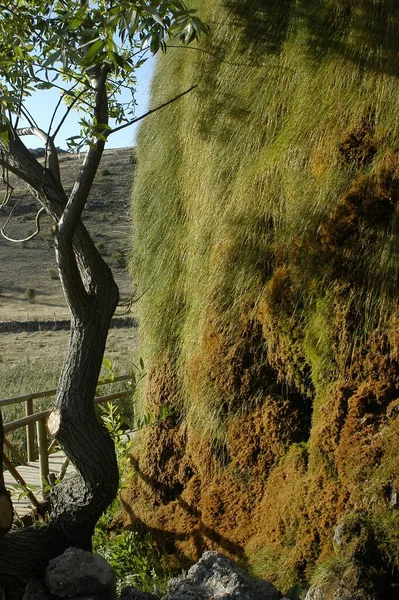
[128,0,399,596]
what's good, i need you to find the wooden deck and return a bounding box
[4,430,134,521]
[4,450,76,520]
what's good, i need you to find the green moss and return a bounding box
[131,0,399,591]
[303,297,335,394]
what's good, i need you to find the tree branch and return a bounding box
[16,127,61,186]
[108,84,198,136]
[53,64,110,318]
[0,130,65,211]
[52,87,89,141]
[0,159,14,208]
[59,65,109,239]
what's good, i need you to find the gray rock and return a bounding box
[69,597,102,600]
[304,587,324,600]
[119,587,159,600]
[162,551,281,600]
[23,579,49,600]
[69,596,103,600]
[45,547,116,599]
[304,582,378,600]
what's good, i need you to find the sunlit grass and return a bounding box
[132,0,399,429]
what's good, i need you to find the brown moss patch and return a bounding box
[145,357,182,414]
[315,157,399,282]
[336,380,398,496]
[190,309,275,413]
[227,395,312,477]
[338,113,377,168]
[246,444,311,590]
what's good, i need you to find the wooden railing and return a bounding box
[1,375,131,503]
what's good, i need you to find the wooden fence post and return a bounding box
[25,398,35,462]
[36,419,49,500]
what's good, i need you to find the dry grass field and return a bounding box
[0,147,135,321]
[0,147,139,405]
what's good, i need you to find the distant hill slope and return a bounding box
[0,148,135,320]
[128,1,399,598]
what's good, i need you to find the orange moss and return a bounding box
[145,358,182,414]
[227,396,311,477]
[124,143,399,594]
[191,310,274,413]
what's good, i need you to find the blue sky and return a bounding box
[21,57,155,151]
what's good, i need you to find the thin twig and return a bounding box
[19,105,38,128]
[108,84,198,136]
[0,156,14,209]
[51,86,89,141]
[1,206,46,243]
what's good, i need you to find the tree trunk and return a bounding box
[0,412,13,537]
[0,251,119,587]
[0,142,120,588]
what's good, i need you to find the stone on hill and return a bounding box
[45,547,116,599]
[161,551,281,600]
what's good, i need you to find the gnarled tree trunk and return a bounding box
[0,66,121,589]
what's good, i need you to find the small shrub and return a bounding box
[96,241,106,254]
[111,251,126,268]
[49,269,59,280]
[101,168,112,177]
[93,507,172,595]
[25,287,36,303]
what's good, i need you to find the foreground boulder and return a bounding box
[119,588,159,600]
[24,548,281,600]
[45,547,116,599]
[161,551,281,600]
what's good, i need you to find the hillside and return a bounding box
[127,1,399,599]
[0,147,135,321]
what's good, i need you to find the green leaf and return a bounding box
[146,6,164,26]
[103,357,113,372]
[13,46,24,60]
[84,39,105,62]
[68,15,86,30]
[0,127,9,145]
[42,48,63,67]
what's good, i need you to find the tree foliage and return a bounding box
[0,0,208,149]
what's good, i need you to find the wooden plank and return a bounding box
[0,374,131,408]
[3,451,76,519]
[26,397,35,461]
[4,409,51,433]
[3,428,133,519]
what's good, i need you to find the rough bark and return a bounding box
[0,411,13,536]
